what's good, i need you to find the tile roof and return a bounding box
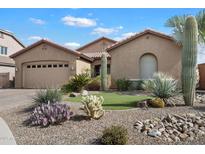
[83,52,110,59]
[106,29,179,51]
[77,37,116,51]
[10,39,93,62]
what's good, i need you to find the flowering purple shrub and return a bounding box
[29,103,73,127]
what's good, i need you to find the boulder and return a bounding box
[69,92,80,97]
[81,90,89,96]
[148,129,161,137]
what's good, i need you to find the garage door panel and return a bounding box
[23,61,70,88]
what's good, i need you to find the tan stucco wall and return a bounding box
[0,34,24,56]
[76,59,91,75]
[79,39,114,53]
[13,43,78,88]
[109,33,182,86]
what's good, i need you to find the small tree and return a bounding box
[182,16,198,106]
[101,53,108,91]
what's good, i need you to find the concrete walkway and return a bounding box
[0,117,16,145]
[0,89,38,111]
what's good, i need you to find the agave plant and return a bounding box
[33,89,62,104]
[29,103,73,127]
[142,72,179,104]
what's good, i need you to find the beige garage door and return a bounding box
[23,61,70,88]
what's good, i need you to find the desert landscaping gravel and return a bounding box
[0,101,205,145]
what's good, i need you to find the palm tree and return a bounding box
[165,15,187,43]
[165,9,205,45]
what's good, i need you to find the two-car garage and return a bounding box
[10,39,92,89]
[22,61,70,88]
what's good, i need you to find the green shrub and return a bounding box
[62,72,91,93]
[85,76,101,91]
[129,80,145,90]
[101,125,128,145]
[116,78,131,91]
[33,89,62,104]
[142,72,179,103]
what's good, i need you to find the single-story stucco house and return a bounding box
[10,39,92,89]
[10,29,182,89]
[106,29,182,87]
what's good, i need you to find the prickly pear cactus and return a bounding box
[81,95,105,119]
[101,53,108,91]
[182,16,198,106]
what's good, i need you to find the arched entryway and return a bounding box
[139,53,157,79]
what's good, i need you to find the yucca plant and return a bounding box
[142,72,179,104]
[33,89,62,104]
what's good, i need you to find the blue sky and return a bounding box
[0,8,203,49]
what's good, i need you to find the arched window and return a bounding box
[139,53,157,79]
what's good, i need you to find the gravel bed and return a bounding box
[0,102,205,145]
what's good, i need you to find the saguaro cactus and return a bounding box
[101,52,108,91]
[182,16,198,106]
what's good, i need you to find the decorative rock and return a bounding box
[81,90,89,96]
[134,113,205,143]
[159,127,165,132]
[148,129,161,137]
[199,127,205,131]
[196,120,203,126]
[69,92,80,97]
[179,133,189,141]
[187,122,194,128]
[166,137,173,142]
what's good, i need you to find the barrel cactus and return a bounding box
[81,95,105,119]
[182,16,198,106]
[101,52,108,91]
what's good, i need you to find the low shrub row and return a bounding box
[116,78,145,91]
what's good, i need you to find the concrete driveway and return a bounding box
[0,89,38,111]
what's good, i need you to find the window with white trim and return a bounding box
[0,46,8,55]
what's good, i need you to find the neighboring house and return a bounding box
[198,63,205,90]
[77,37,116,77]
[10,39,92,89]
[106,29,182,88]
[0,29,24,88]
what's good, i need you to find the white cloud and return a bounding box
[64,42,81,49]
[29,18,46,25]
[91,26,123,35]
[28,36,42,41]
[61,16,96,27]
[114,32,136,41]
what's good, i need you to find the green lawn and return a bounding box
[64,92,152,110]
